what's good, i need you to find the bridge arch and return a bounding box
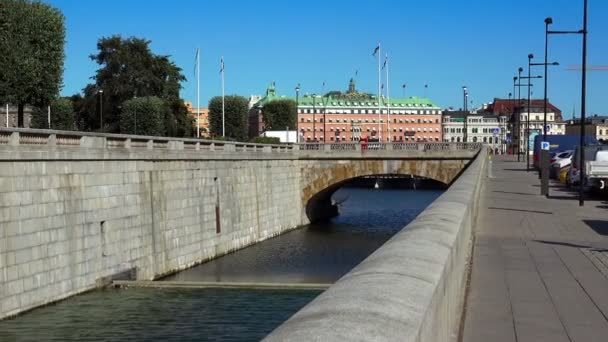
[300,158,471,222]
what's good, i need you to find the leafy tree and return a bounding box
[261,99,297,131]
[82,35,187,134]
[0,0,65,127]
[164,97,194,137]
[208,96,248,141]
[119,96,165,136]
[31,97,75,130]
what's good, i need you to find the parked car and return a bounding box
[533,135,597,169]
[549,150,573,179]
[567,144,608,189]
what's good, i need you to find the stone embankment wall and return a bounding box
[0,151,303,319]
[265,150,486,342]
[0,129,478,320]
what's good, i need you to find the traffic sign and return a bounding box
[492,128,500,136]
[541,141,550,150]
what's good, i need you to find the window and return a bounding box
[320,118,324,123]
[300,118,304,122]
[483,137,487,143]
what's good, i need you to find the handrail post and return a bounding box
[48,134,57,146]
[9,132,19,146]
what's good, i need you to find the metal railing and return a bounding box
[0,128,483,154]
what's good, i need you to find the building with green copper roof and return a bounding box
[249,79,444,143]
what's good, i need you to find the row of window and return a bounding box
[298,109,440,115]
[443,136,501,143]
[443,127,503,134]
[304,136,441,142]
[301,127,440,133]
[300,118,441,124]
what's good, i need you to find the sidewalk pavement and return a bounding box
[462,155,608,342]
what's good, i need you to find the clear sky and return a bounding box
[47,0,607,117]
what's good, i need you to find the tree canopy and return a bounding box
[262,99,297,131]
[208,96,248,141]
[80,35,188,134]
[0,0,65,126]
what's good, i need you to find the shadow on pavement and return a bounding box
[583,220,608,236]
[533,240,592,249]
[487,207,553,215]
[492,191,537,196]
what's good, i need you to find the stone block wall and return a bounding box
[0,158,303,319]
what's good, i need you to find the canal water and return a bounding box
[0,187,442,341]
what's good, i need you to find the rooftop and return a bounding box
[253,80,440,109]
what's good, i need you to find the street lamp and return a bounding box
[295,84,300,141]
[545,0,587,206]
[312,94,317,142]
[97,89,104,131]
[517,68,523,161]
[462,86,468,143]
[133,95,137,135]
[524,54,543,171]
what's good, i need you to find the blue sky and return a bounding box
[48,0,607,117]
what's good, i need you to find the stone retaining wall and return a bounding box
[0,156,303,319]
[264,150,486,342]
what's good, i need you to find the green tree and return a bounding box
[0,0,65,127]
[82,35,187,134]
[119,96,165,136]
[208,96,248,141]
[31,97,75,130]
[164,97,194,138]
[261,99,297,131]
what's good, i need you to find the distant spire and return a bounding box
[348,78,356,94]
[572,103,576,119]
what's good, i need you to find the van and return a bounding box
[533,135,597,169]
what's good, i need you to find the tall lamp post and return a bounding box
[312,94,317,142]
[506,92,512,154]
[295,84,300,142]
[516,68,523,161]
[462,86,468,143]
[512,76,517,155]
[524,54,543,171]
[545,5,588,205]
[98,89,104,131]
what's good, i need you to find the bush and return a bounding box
[31,98,75,130]
[120,96,165,136]
[251,136,281,144]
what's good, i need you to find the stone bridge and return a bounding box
[0,128,480,320]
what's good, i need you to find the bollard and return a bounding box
[541,149,549,196]
[487,154,494,178]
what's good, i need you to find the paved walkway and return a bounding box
[463,155,608,342]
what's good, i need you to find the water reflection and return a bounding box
[163,188,443,284]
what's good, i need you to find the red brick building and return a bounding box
[251,80,443,143]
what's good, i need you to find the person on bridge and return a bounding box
[360,134,368,151]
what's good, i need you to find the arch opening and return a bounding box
[305,173,448,223]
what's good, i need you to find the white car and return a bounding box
[550,150,573,179]
[552,150,573,168]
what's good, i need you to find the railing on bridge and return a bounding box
[0,128,482,153]
[298,141,482,152]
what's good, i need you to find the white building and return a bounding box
[515,105,566,154]
[442,111,509,152]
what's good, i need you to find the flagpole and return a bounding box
[196,48,200,138]
[386,53,390,143]
[377,43,381,141]
[221,56,225,137]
